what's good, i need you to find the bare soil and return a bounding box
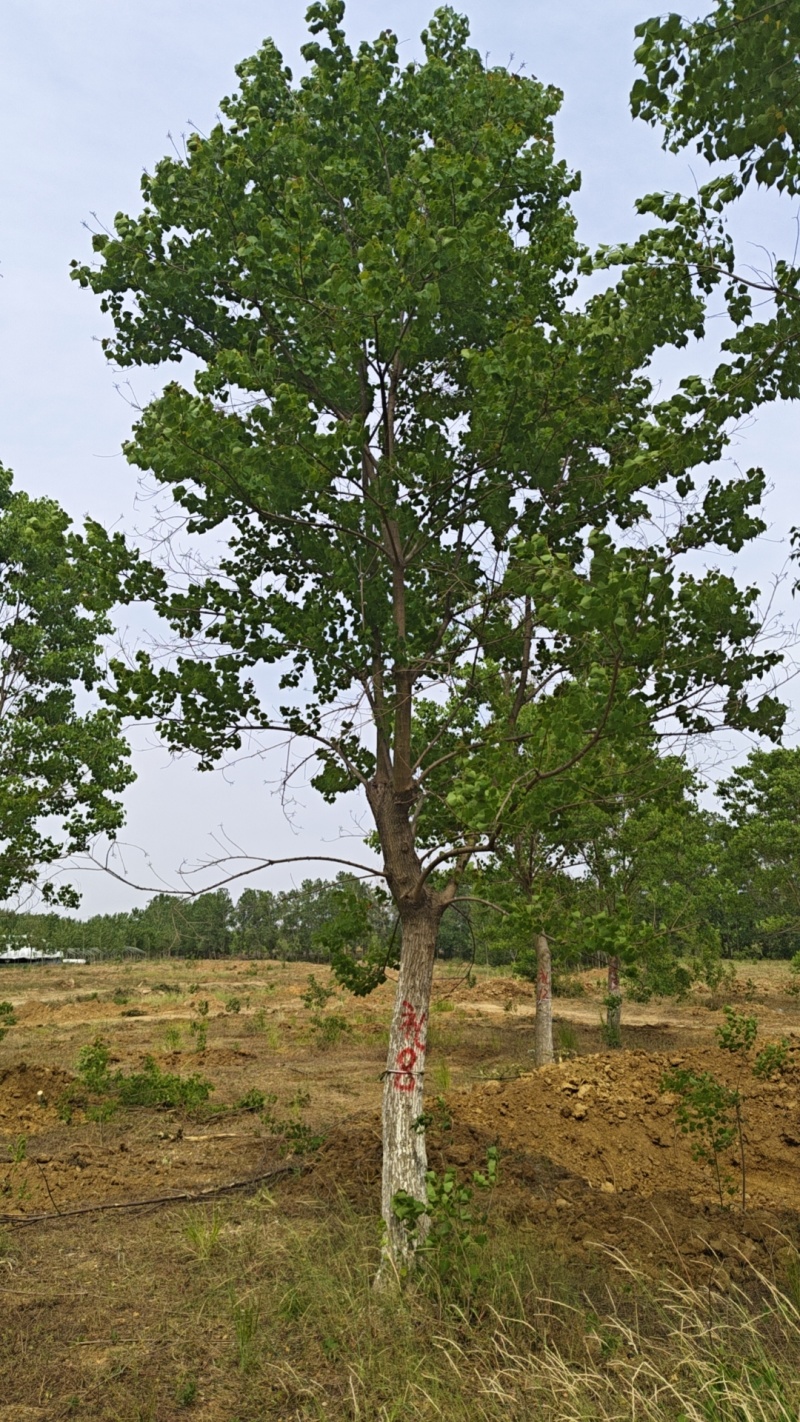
[1,957,799,1418]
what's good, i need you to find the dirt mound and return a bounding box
[308,1105,798,1289]
[458,1047,800,1210]
[0,1064,74,1132]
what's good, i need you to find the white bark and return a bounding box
[534,932,554,1066]
[377,908,438,1282]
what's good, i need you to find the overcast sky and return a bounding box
[2,1,798,915]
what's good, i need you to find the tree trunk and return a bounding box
[534,933,554,1066]
[606,954,622,1046]
[377,903,439,1284]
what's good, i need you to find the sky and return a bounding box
[1,0,798,915]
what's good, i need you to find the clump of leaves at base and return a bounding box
[76,1037,212,1110]
[392,1147,500,1295]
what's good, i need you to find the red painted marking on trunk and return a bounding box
[400,1000,427,1050]
[536,965,550,1004]
[393,1000,428,1090]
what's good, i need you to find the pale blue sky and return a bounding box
[1,1,797,912]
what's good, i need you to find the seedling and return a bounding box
[753,1038,790,1079]
[301,974,336,1011]
[662,1068,741,1208]
[393,1147,500,1295]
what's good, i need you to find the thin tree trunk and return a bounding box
[534,933,554,1066]
[606,954,622,1046]
[377,904,439,1284]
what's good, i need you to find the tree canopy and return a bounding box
[0,466,132,907]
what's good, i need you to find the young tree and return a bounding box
[74,4,783,1269]
[0,464,132,907]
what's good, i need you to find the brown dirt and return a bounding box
[1,958,800,1418]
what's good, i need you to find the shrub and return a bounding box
[76,1037,212,1110]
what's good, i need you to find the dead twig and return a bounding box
[0,1162,301,1227]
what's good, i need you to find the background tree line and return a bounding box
[5,742,799,975]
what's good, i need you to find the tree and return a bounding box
[74,3,784,1271]
[717,746,800,958]
[563,752,723,1041]
[0,464,132,907]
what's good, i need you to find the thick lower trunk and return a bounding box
[377,905,439,1282]
[534,933,554,1067]
[606,954,622,1046]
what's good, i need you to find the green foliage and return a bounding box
[300,974,335,1011]
[753,1038,790,1080]
[661,1066,740,1206]
[76,1036,212,1109]
[716,1005,758,1057]
[0,1000,15,1045]
[633,1,800,195]
[0,465,133,905]
[67,3,783,1012]
[392,1147,500,1293]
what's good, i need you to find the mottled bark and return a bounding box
[534,932,554,1066]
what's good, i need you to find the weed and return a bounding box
[600,996,622,1049]
[432,998,454,1014]
[163,1026,182,1052]
[9,1136,26,1164]
[301,973,336,1011]
[112,988,131,1005]
[76,1037,212,1109]
[311,1012,351,1048]
[225,996,241,1014]
[236,1088,266,1112]
[175,1375,197,1407]
[716,1004,757,1056]
[392,1147,500,1296]
[432,1061,452,1092]
[189,1019,208,1053]
[183,1208,222,1262]
[0,1000,15,1043]
[754,1037,790,1078]
[555,1022,579,1059]
[232,1298,260,1372]
[552,974,586,998]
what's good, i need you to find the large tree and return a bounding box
[74,3,784,1270]
[0,464,132,907]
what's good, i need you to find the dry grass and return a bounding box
[2,957,800,1417]
[2,1187,800,1420]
